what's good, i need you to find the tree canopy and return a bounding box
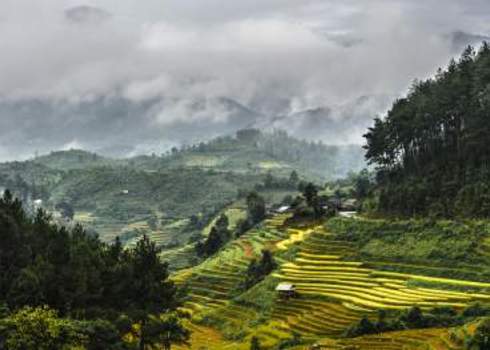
[364,44,490,217]
[0,190,185,349]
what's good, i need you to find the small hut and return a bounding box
[341,198,358,211]
[275,205,290,214]
[276,283,296,299]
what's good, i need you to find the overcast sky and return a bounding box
[0,0,489,160]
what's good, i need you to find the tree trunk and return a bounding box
[139,319,146,350]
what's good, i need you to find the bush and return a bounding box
[466,318,490,350]
[0,306,85,350]
[344,305,490,339]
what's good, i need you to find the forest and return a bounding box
[0,190,188,350]
[364,44,490,218]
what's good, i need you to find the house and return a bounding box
[275,205,290,214]
[341,198,358,211]
[276,283,297,298]
[327,197,342,210]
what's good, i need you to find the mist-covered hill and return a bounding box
[0,129,365,254]
[0,93,386,161]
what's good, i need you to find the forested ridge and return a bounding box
[0,190,187,349]
[364,43,490,217]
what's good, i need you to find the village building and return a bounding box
[275,283,297,299]
[274,205,290,214]
[341,198,358,211]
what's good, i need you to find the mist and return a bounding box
[1,0,489,160]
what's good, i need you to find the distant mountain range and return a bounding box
[0,93,389,161]
[449,30,490,53]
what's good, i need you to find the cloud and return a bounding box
[0,0,489,160]
[64,5,111,24]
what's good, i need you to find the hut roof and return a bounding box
[275,283,295,292]
[275,206,290,213]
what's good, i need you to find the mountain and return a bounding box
[0,130,365,271]
[0,96,263,160]
[450,30,490,53]
[0,93,388,162]
[261,95,393,144]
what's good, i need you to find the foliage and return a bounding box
[364,44,490,218]
[250,336,261,350]
[78,319,129,350]
[196,214,231,257]
[325,217,487,268]
[235,192,267,239]
[258,171,299,191]
[353,169,373,200]
[240,250,277,290]
[247,192,266,225]
[466,318,490,350]
[303,182,325,218]
[345,304,490,338]
[142,313,190,350]
[275,332,302,349]
[0,306,85,350]
[0,191,186,350]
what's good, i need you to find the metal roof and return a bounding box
[275,283,295,291]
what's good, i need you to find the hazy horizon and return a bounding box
[1,0,489,161]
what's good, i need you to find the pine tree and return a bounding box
[250,336,261,350]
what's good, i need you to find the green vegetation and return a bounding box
[0,306,86,350]
[196,214,231,258]
[325,217,489,272]
[345,305,490,338]
[0,306,131,350]
[467,318,490,349]
[364,44,490,218]
[170,206,490,349]
[0,129,358,272]
[0,191,186,350]
[240,250,277,290]
[250,336,261,350]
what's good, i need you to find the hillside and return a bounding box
[0,130,364,270]
[364,44,490,218]
[33,149,116,170]
[170,213,490,349]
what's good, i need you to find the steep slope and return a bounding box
[171,214,490,349]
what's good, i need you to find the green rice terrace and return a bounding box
[170,213,490,349]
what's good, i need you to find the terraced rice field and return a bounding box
[74,209,191,247]
[296,328,452,350]
[272,229,490,339]
[171,214,490,349]
[173,322,226,350]
[173,213,292,317]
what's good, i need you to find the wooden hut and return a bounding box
[276,283,297,299]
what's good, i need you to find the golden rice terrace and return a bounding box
[171,213,490,349]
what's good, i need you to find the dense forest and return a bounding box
[364,43,490,218]
[179,128,364,179]
[0,190,188,349]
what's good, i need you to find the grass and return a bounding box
[202,206,247,236]
[170,214,490,349]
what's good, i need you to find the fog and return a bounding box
[0,0,489,160]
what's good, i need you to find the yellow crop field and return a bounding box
[169,213,490,349]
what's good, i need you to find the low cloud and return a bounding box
[0,0,489,160]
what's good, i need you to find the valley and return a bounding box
[170,212,490,349]
[2,7,490,348]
